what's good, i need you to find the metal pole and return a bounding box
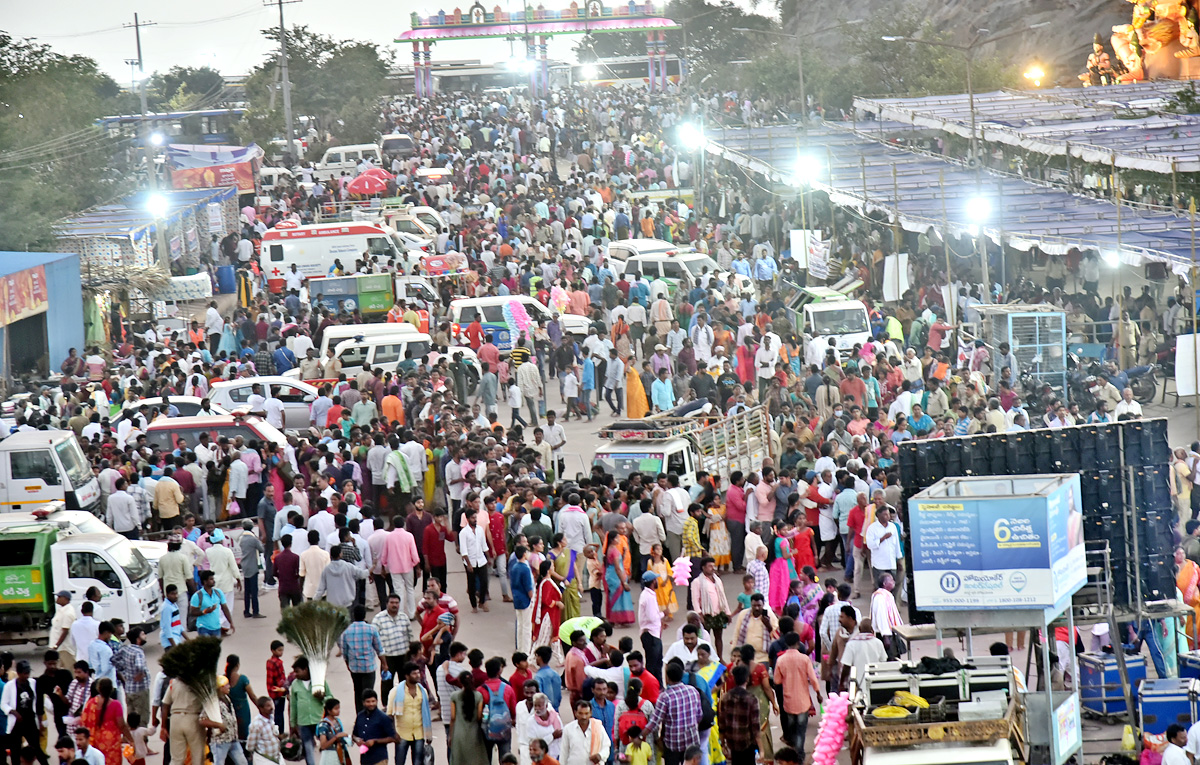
[697,109,705,220]
[798,47,807,126]
[997,178,1005,298]
[127,13,158,191]
[966,52,977,162]
[275,0,299,160]
[1192,199,1198,422]
[891,164,901,253]
[941,169,955,326]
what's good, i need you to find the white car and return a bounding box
[207,377,319,431]
[111,396,228,427]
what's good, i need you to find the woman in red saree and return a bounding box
[79,678,132,765]
[736,338,757,385]
[532,559,563,664]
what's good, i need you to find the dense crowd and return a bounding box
[6,77,1189,765]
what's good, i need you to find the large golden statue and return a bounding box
[1106,0,1200,82]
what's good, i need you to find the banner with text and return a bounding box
[0,265,49,327]
[909,475,1086,610]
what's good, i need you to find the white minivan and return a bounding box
[315,144,383,175]
[448,296,592,352]
[331,333,482,386]
[0,430,101,514]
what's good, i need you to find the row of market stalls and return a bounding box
[53,186,242,349]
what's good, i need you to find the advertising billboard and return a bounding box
[909,474,1087,611]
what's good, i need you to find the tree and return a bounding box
[0,34,132,251]
[241,26,394,149]
[576,0,776,73]
[149,66,226,111]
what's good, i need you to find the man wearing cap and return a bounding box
[651,345,672,377]
[637,570,666,679]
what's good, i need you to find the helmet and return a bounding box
[280,737,305,762]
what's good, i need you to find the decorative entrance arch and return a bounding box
[397,2,680,97]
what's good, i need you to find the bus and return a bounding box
[97,108,248,145]
[559,56,683,88]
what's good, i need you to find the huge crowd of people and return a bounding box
[4,76,1194,765]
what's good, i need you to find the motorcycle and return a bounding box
[1129,365,1157,404]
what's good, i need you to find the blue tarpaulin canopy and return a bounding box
[854,81,1200,174]
[55,187,238,242]
[708,123,1197,275]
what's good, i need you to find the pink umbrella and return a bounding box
[346,175,388,195]
[362,167,394,180]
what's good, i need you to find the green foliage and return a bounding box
[242,26,394,144]
[1167,83,1200,114]
[0,33,132,252]
[149,66,226,111]
[706,4,1019,113]
[577,0,775,72]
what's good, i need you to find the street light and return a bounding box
[678,122,706,151]
[149,132,165,146]
[146,193,169,219]
[146,193,170,270]
[734,20,863,124]
[965,196,993,299]
[792,154,823,187]
[881,23,1049,162]
[1024,61,1046,87]
[581,63,598,80]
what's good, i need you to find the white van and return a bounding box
[0,430,101,514]
[259,166,295,194]
[448,296,591,352]
[609,245,754,299]
[262,222,405,293]
[394,275,441,310]
[315,144,383,175]
[606,238,688,263]
[380,133,417,160]
[317,322,422,359]
[331,333,482,387]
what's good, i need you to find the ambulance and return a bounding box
[262,222,431,293]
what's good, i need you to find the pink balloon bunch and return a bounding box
[672,556,692,585]
[810,691,852,765]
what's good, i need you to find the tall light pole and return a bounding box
[123,13,157,190]
[267,0,302,162]
[881,23,1048,163]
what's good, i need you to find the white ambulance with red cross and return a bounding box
[262,222,427,293]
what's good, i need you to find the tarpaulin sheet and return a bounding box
[854,82,1200,173]
[707,122,1196,277]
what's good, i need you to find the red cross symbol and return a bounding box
[271,267,283,276]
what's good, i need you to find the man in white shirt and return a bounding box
[662,623,701,668]
[1114,387,1143,419]
[459,505,492,612]
[1164,724,1190,765]
[263,391,286,430]
[69,603,100,655]
[865,505,901,583]
[690,314,714,364]
[105,479,143,537]
[543,411,567,476]
[204,302,224,342]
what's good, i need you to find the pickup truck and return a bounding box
[0,520,161,646]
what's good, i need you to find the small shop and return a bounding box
[0,252,85,387]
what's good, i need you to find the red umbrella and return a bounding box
[362,167,394,180]
[346,174,388,195]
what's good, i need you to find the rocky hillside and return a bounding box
[793,0,1130,88]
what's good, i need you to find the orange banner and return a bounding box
[0,265,48,327]
[171,161,256,192]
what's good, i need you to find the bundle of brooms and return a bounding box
[161,636,223,722]
[277,601,351,698]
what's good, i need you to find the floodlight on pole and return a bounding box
[1024,62,1045,87]
[965,196,991,223]
[150,132,165,146]
[792,154,823,186]
[581,63,598,80]
[1103,249,1121,267]
[146,193,169,219]
[678,122,706,151]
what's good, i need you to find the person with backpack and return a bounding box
[643,661,704,765]
[616,679,654,761]
[480,657,517,760]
